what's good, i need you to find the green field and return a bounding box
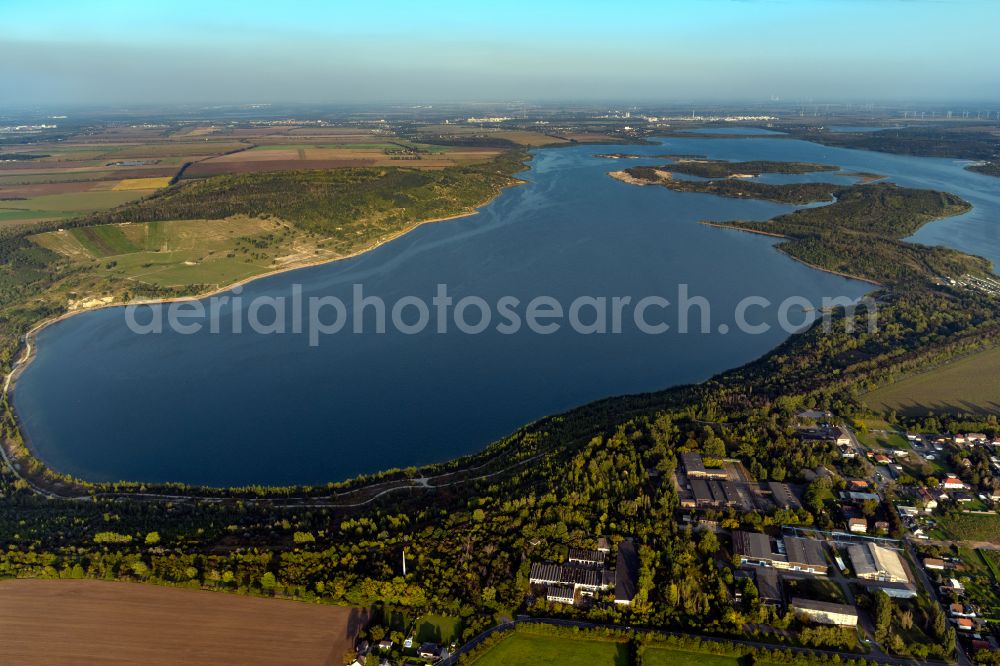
[471,633,629,666]
[936,513,1000,543]
[0,190,154,226]
[71,225,141,257]
[0,208,76,225]
[414,613,462,644]
[642,646,741,666]
[864,346,1000,415]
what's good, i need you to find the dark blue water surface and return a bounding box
[13,136,1000,486]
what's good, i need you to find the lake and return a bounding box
[12,135,1000,486]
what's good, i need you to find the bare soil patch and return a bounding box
[0,579,368,666]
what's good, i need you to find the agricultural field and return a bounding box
[0,188,160,227]
[413,124,618,147]
[0,132,219,225]
[470,632,630,666]
[0,123,541,204]
[0,579,367,666]
[0,121,550,223]
[864,346,1000,416]
[186,140,503,177]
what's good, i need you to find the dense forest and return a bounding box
[967,161,1000,178]
[77,154,525,238]
[648,159,838,178]
[622,167,840,204]
[718,182,981,285]
[786,126,1000,161]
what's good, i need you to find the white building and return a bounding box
[792,598,859,626]
[848,543,908,583]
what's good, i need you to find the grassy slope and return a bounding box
[34,217,314,290]
[864,344,1000,415]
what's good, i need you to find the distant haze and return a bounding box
[4,0,999,106]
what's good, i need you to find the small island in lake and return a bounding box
[610,167,839,204]
[609,159,887,204]
[648,158,839,178]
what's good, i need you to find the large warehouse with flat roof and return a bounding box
[848,543,908,583]
[791,598,859,626]
[732,531,828,574]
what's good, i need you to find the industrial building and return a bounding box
[791,598,859,626]
[848,543,908,583]
[732,531,828,575]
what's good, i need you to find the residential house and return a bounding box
[848,518,867,533]
[917,487,938,511]
[924,558,946,571]
[942,477,964,490]
[950,602,976,618]
[417,643,440,659]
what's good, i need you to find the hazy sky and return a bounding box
[3,0,999,106]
